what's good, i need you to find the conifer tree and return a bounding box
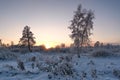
[19,25,36,52]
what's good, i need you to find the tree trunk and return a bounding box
[28,38,32,52]
[77,41,80,58]
[28,44,32,52]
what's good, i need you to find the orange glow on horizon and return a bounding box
[35,40,71,49]
[35,41,59,49]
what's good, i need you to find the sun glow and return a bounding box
[45,43,51,49]
[36,40,57,49]
[45,41,58,49]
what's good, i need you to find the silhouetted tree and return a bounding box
[100,42,103,47]
[68,4,94,56]
[0,39,2,47]
[11,41,14,46]
[19,25,36,52]
[60,43,65,48]
[2,43,6,47]
[39,45,46,51]
[94,41,100,47]
[6,43,9,47]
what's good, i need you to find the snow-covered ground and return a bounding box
[0,47,120,80]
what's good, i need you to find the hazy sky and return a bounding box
[0,0,120,47]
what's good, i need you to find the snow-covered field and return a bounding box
[0,47,120,80]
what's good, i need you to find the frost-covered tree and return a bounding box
[19,26,36,52]
[68,4,94,56]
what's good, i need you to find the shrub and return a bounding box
[19,49,29,54]
[36,55,75,76]
[0,47,16,60]
[91,69,97,78]
[49,55,74,76]
[17,60,25,71]
[52,62,74,76]
[4,64,16,70]
[28,56,36,62]
[113,69,120,78]
[92,49,112,57]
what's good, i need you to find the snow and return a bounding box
[0,47,120,80]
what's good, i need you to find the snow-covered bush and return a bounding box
[59,55,73,62]
[4,64,16,71]
[113,69,120,79]
[91,69,97,78]
[81,71,87,79]
[0,47,16,60]
[17,60,25,71]
[36,54,75,76]
[36,61,52,72]
[52,62,74,76]
[92,49,113,57]
[28,56,36,62]
[112,48,120,53]
[49,55,74,76]
[19,49,29,54]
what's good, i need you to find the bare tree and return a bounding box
[68,4,94,56]
[19,25,36,52]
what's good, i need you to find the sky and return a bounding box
[0,0,120,48]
